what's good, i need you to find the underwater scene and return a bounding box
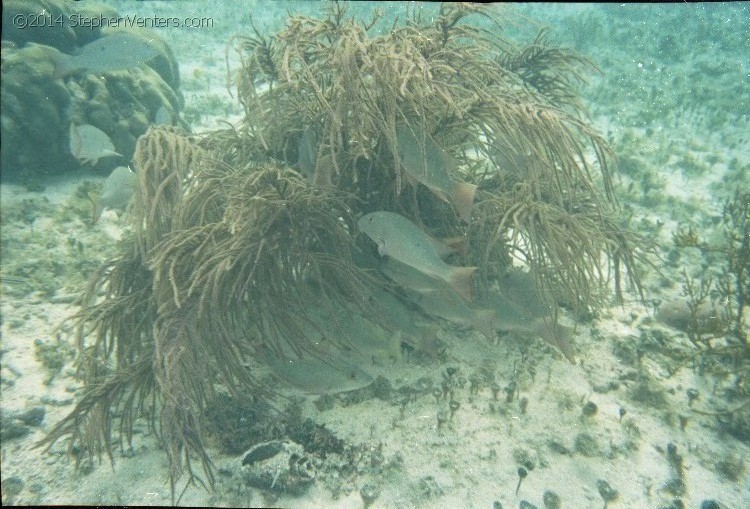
[0,1,747,507]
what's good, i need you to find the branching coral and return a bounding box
[230,2,641,308]
[40,3,644,495]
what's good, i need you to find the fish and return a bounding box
[358,211,477,301]
[53,32,161,79]
[296,127,318,182]
[358,286,445,360]
[69,123,121,166]
[380,257,451,295]
[396,123,477,223]
[296,127,333,186]
[655,298,727,335]
[303,295,402,365]
[90,166,137,224]
[258,348,374,395]
[382,258,496,340]
[477,269,576,362]
[386,259,575,361]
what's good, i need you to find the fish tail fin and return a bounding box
[448,266,477,302]
[86,192,103,225]
[452,182,477,223]
[441,235,469,259]
[534,319,576,363]
[473,309,496,340]
[313,154,333,187]
[417,324,443,359]
[388,330,403,361]
[91,202,104,225]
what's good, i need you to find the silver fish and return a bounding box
[386,259,574,360]
[359,211,477,301]
[382,258,496,340]
[261,352,373,395]
[296,127,334,186]
[364,286,440,349]
[478,269,575,362]
[91,166,137,223]
[396,123,477,223]
[297,127,318,182]
[306,300,401,365]
[53,32,161,79]
[69,123,121,166]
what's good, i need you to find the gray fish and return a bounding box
[359,211,477,301]
[478,269,575,362]
[655,298,727,335]
[296,127,334,186]
[307,300,402,365]
[261,352,374,395]
[364,286,441,349]
[396,123,477,223]
[69,123,121,166]
[382,258,496,340]
[296,127,318,182]
[53,32,161,79]
[91,166,137,223]
[387,260,575,360]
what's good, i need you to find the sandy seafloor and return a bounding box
[1,2,748,508]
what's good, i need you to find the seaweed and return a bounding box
[670,191,749,439]
[673,191,749,352]
[39,3,643,495]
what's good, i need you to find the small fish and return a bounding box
[655,298,726,335]
[382,258,496,340]
[359,211,477,301]
[396,123,477,223]
[478,269,576,362]
[306,299,402,365]
[387,260,575,360]
[261,351,374,394]
[69,123,121,166]
[53,32,161,79]
[89,166,137,224]
[296,127,318,182]
[380,257,448,295]
[296,127,333,186]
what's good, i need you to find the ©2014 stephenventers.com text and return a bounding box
[12,13,215,30]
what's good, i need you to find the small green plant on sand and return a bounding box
[672,191,749,436]
[34,336,74,385]
[674,191,749,351]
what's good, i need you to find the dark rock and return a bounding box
[240,440,315,497]
[17,406,45,426]
[0,413,30,441]
[1,475,24,505]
